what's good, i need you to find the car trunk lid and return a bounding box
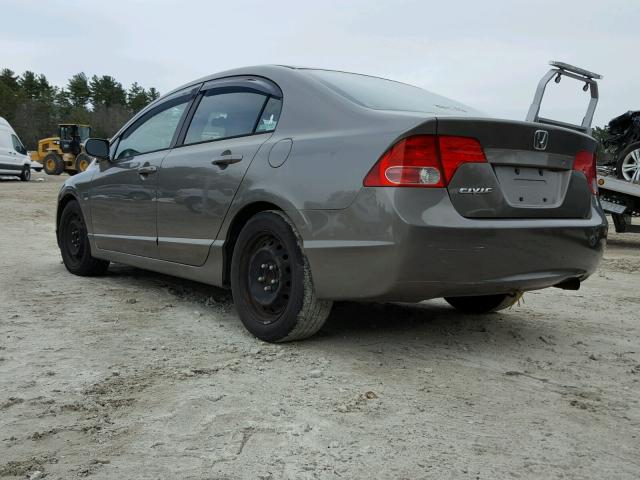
[438,117,597,219]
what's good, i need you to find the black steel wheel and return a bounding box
[58,201,109,276]
[245,232,293,322]
[231,211,332,342]
[445,293,521,314]
[20,165,31,181]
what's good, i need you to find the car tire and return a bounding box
[615,141,640,181]
[230,210,333,342]
[43,152,64,175]
[444,293,521,314]
[58,200,110,276]
[75,153,91,172]
[20,165,31,182]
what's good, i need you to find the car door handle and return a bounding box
[138,165,158,175]
[211,154,243,167]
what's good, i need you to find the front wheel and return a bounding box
[445,293,521,314]
[230,211,332,342]
[43,152,64,175]
[20,165,31,182]
[58,200,110,276]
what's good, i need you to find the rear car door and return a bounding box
[90,87,198,257]
[156,77,283,265]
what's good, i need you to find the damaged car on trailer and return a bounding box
[600,110,640,182]
[55,64,607,342]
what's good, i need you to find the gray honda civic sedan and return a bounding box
[56,65,607,342]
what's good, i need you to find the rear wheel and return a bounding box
[20,165,31,182]
[58,200,109,276]
[230,211,332,342]
[445,293,521,314]
[43,152,64,175]
[75,153,91,172]
[615,142,640,182]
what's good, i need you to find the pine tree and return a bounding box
[0,68,19,91]
[1,67,159,148]
[148,87,160,101]
[67,73,91,108]
[90,75,127,108]
[127,82,150,113]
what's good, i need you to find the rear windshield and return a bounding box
[304,69,482,116]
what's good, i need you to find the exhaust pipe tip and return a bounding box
[554,278,581,291]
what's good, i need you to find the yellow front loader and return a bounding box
[30,124,93,175]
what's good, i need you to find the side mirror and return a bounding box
[85,138,110,160]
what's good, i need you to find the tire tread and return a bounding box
[231,210,332,342]
[59,201,109,276]
[270,211,332,342]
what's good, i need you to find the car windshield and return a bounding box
[303,69,482,116]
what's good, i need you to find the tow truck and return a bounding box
[597,174,640,233]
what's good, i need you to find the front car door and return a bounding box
[0,131,24,174]
[0,130,15,174]
[156,77,283,265]
[11,134,29,167]
[89,87,198,257]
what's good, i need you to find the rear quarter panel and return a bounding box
[222,69,434,239]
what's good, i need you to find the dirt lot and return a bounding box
[1,173,639,479]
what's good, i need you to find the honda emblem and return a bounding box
[534,130,549,151]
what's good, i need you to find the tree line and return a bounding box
[0,68,160,149]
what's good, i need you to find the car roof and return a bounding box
[164,65,409,97]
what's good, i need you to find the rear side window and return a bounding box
[256,98,282,132]
[304,69,481,116]
[184,91,268,145]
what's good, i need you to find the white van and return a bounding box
[0,116,31,181]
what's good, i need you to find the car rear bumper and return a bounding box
[299,188,607,301]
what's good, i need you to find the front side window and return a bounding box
[11,134,26,154]
[60,126,73,140]
[184,91,268,145]
[115,98,190,159]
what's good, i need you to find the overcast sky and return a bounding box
[2,0,638,127]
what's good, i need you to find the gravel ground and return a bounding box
[1,173,639,479]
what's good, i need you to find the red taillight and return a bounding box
[363,134,486,188]
[573,150,597,195]
[439,136,486,183]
